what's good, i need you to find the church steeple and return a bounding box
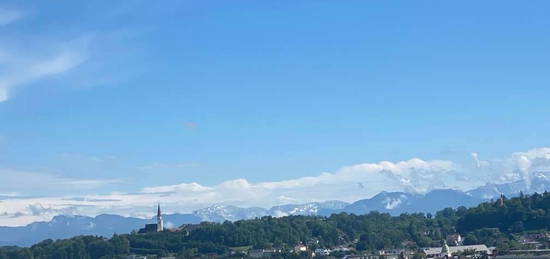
[156,203,163,232]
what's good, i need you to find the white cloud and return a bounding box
[471,152,489,168]
[0,8,21,26]
[0,158,460,226]
[383,195,406,210]
[140,158,460,206]
[468,148,550,185]
[3,148,550,226]
[508,148,550,186]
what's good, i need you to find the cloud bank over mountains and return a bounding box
[2,147,550,226]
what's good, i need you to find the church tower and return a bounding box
[157,203,163,232]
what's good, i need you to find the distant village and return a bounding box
[129,204,550,259]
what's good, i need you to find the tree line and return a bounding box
[1,192,550,258]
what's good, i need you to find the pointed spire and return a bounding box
[157,203,161,217]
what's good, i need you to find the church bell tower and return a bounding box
[157,203,163,232]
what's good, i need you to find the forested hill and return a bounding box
[2,192,550,259]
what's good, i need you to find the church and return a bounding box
[138,203,164,233]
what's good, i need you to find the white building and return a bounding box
[294,244,307,252]
[249,249,281,258]
[315,248,331,256]
[378,249,413,259]
[423,244,491,258]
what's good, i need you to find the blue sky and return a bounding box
[1,0,550,225]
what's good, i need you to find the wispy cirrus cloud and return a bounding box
[0,8,21,26]
[0,168,120,196]
[0,6,94,102]
[0,3,157,103]
[0,40,88,102]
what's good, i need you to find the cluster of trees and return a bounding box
[2,192,550,258]
[458,192,550,233]
[0,235,129,259]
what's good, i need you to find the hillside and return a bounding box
[1,192,550,258]
[2,174,549,248]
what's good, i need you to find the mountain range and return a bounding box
[2,172,549,247]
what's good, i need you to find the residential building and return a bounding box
[423,244,491,258]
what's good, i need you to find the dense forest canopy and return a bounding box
[2,192,550,259]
